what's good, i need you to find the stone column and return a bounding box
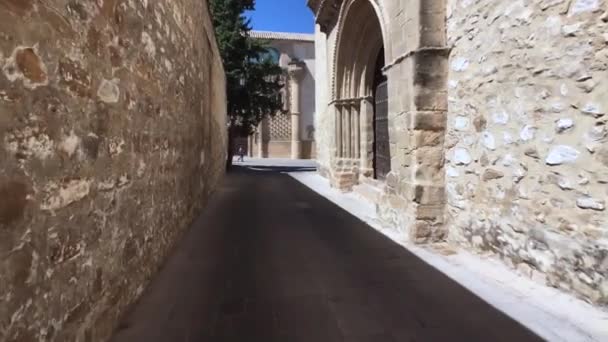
[248,134,254,157]
[359,98,373,177]
[257,119,265,158]
[334,103,343,158]
[288,60,306,159]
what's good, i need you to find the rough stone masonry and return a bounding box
[0,0,227,341]
[446,0,608,305]
[310,0,607,306]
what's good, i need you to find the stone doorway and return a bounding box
[329,0,386,190]
[372,48,389,180]
[316,0,450,242]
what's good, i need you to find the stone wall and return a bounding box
[0,0,227,340]
[447,0,608,304]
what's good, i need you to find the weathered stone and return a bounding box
[0,1,227,341]
[473,115,487,132]
[0,181,28,225]
[540,0,566,11]
[1,0,34,16]
[97,79,120,103]
[596,147,608,167]
[15,48,47,83]
[41,179,92,211]
[577,79,597,93]
[557,176,574,190]
[310,0,608,307]
[482,168,504,181]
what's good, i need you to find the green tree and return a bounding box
[210,0,285,170]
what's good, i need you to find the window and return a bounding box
[260,47,280,64]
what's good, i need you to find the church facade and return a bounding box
[247,31,317,159]
[309,0,608,304]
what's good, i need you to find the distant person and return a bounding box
[237,145,245,162]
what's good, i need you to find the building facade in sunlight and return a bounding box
[309,0,608,305]
[247,31,316,159]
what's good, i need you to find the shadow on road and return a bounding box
[232,164,317,173]
[111,168,543,342]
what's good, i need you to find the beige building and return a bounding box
[309,0,608,305]
[248,31,316,159]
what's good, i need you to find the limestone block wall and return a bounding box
[0,0,227,340]
[314,25,338,176]
[313,25,331,172]
[447,0,608,304]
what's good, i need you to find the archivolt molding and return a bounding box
[330,0,389,102]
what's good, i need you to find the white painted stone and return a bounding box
[570,0,599,15]
[503,132,514,145]
[550,101,566,113]
[472,235,484,248]
[492,111,509,125]
[560,83,569,96]
[97,79,120,103]
[454,147,472,165]
[576,197,605,211]
[514,167,526,183]
[454,116,470,131]
[520,125,536,141]
[546,145,580,165]
[556,118,574,132]
[544,16,563,36]
[447,166,460,178]
[482,131,496,150]
[463,135,476,146]
[482,65,498,76]
[448,79,459,89]
[451,57,470,71]
[581,102,604,117]
[557,177,574,190]
[502,154,517,167]
[585,125,606,141]
[562,23,583,37]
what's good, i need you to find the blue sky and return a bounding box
[245,0,315,33]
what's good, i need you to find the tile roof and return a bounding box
[249,31,315,42]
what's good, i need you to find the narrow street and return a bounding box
[111,166,542,342]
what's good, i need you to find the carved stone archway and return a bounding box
[329,0,386,189]
[310,0,450,243]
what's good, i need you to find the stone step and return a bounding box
[353,182,383,204]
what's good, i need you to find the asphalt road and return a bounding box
[111,166,542,342]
